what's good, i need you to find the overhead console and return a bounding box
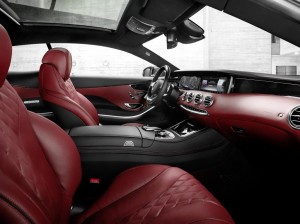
[126,16,166,36]
[124,0,205,47]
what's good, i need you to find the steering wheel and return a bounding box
[145,65,171,106]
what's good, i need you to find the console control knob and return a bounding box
[142,126,162,132]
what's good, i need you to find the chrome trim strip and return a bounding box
[24,100,40,105]
[124,103,143,109]
[180,105,208,116]
[99,106,155,121]
[227,76,234,93]
[38,112,54,117]
[0,8,20,26]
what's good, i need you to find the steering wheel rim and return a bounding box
[145,65,171,106]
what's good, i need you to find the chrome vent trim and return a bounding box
[204,96,214,107]
[289,106,300,130]
[194,94,202,104]
[182,92,187,101]
[180,105,208,116]
[187,92,194,102]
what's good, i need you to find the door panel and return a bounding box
[72,76,175,127]
[71,76,153,88]
[7,71,57,121]
[8,72,179,127]
[14,86,40,99]
[77,85,146,112]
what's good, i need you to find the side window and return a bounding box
[52,44,153,77]
[9,44,48,72]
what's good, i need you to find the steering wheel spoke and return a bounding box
[145,65,171,106]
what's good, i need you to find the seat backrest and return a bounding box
[39,48,99,129]
[0,25,82,224]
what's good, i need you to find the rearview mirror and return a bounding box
[167,28,178,49]
[165,19,205,49]
[177,20,205,44]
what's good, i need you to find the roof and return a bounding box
[0,0,300,50]
[5,0,129,30]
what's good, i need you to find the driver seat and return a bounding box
[39,48,143,129]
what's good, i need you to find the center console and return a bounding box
[69,120,229,162]
[69,120,231,191]
[69,120,208,151]
[69,125,155,148]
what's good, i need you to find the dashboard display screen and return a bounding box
[179,76,201,90]
[200,77,228,93]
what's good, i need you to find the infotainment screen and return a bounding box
[200,77,228,93]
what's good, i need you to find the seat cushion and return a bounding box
[76,165,234,224]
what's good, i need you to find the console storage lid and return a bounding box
[69,125,143,148]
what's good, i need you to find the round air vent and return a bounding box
[187,92,194,102]
[182,92,187,101]
[194,94,202,104]
[289,106,300,130]
[204,96,214,107]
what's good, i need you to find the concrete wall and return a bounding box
[272,55,300,75]
[204,8,272,74]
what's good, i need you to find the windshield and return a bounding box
[6,0,129,30]
[144,7,300,75]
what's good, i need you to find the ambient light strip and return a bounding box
[99,106,155,121]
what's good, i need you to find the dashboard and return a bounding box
[173,70,300,148]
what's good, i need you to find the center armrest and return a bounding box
[69,125,143,148]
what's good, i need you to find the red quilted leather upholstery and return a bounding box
[0,25,11,87]
[39,48,100,127]
[76,165,234,224]
[1,25,234,224]
[0,80,81,224]
[39,48,144,128]
[42,48,72,81]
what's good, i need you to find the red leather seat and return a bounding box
[39,48,144,129]
[0,25,234,224]
[39,48,99,128]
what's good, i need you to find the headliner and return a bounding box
[0,0,299,49]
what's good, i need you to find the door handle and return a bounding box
[128,91,146,99]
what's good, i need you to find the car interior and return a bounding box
[1,0,300,223]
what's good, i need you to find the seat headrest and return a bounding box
[0,25,12,87]
[42,48,72,81]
